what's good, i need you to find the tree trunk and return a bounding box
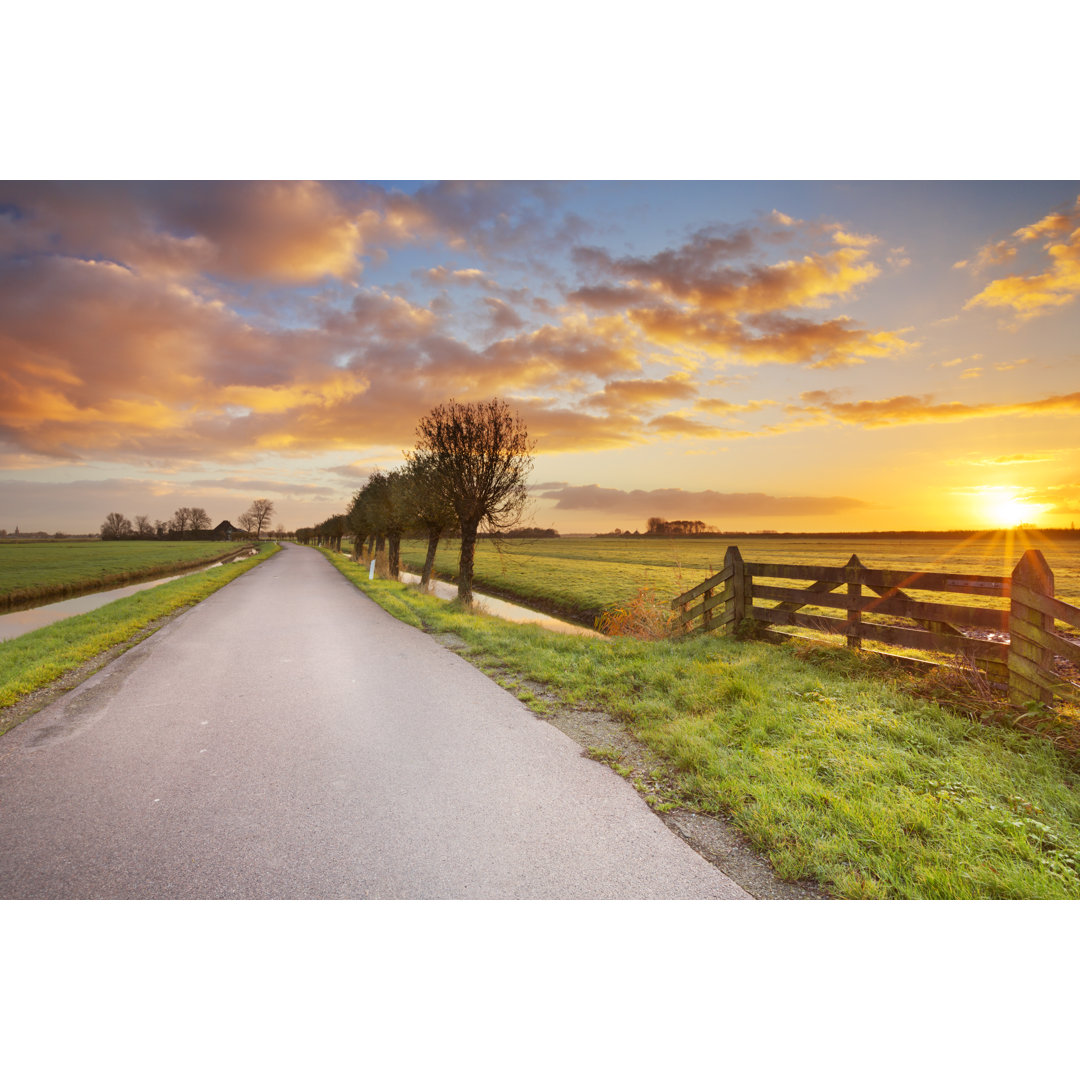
[458,518,480,605]
[388,533,401,577]
[421,527,441,589]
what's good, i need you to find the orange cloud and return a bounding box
[0,181,585,288]
[629,307,911,368]
[794,388,1080,428]
[959,453,1059,467]
[534,483,865,518]
[582,373,696,412]
[965,193,1080,320]
[569,218,905,370]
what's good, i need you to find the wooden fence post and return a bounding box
[725,546,746,628]
[845,554,863,650]
[1009,549,1055,707]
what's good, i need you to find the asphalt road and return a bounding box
[0,543,749,899]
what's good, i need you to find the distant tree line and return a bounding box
[99,499,278,541]
[645,517,716,536]
[298,398,536,604]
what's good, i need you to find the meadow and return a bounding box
[0,540,249,610]
[325,551,1080,900]
[398,532,1080,628]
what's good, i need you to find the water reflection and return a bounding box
[398,572,601,638]
[0,574,191,643]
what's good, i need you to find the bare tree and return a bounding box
[189,508,211,532]
[171,507,192,538]
[134,515,155,538]
[414,398,533,605]
[241,498,275,540]
[101,512,133,540]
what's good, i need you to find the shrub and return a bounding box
[595,587,674,640]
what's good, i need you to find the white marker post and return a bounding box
[369,559,376,580]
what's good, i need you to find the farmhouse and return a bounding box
[211,520,244,540]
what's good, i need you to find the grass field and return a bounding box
[397,533,1080,630]
[0,540,250,610]
[0,542,279,722]
[324,550,1080,900]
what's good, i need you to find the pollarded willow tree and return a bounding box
[358,467,412,576]
[401,451,457,589]
[413,398,533,605]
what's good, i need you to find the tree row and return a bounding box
[297,398,533,605]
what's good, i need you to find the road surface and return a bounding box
[0,543,749,899]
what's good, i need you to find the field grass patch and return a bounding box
[0,540,251,609]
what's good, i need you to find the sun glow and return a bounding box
[984,491,1044,528]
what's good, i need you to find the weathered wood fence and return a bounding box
[671,546,1080,707]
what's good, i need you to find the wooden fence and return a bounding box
[671,546,1080,707]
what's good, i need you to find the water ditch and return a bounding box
[398,572,602,638]
[0,550,257,643]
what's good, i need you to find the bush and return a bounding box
[595,587,675,640]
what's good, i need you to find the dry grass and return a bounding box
[594,587,675,640]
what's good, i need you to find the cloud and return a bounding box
[534,483,865,518]
[0,181,411,285]
[576,239,879,315]
[582,373,697,412]
[483,297,526,335]
[887,247,912,271]
[964,192,1080,320]
[628,307,912,368]
[793,388,1080,428]
[971,239,1018,271]
[645,413,750,438]
[568,217,908,369]
[0,180,591,288]
[957,453,1059,467]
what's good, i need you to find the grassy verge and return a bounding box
[324,549,1080,899]
[0,540,252,610]
[0,542,279,723]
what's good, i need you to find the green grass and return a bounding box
[324,549,1080,899]
[0,542,279,721]
[0,540,251,609]
[397,533,1080,623]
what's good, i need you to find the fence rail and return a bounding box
[671,546,1080,707]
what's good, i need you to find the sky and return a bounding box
[3,179,1079,535]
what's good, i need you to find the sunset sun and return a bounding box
[986,494,1041,529]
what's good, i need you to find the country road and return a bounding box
[0,542,749,899]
